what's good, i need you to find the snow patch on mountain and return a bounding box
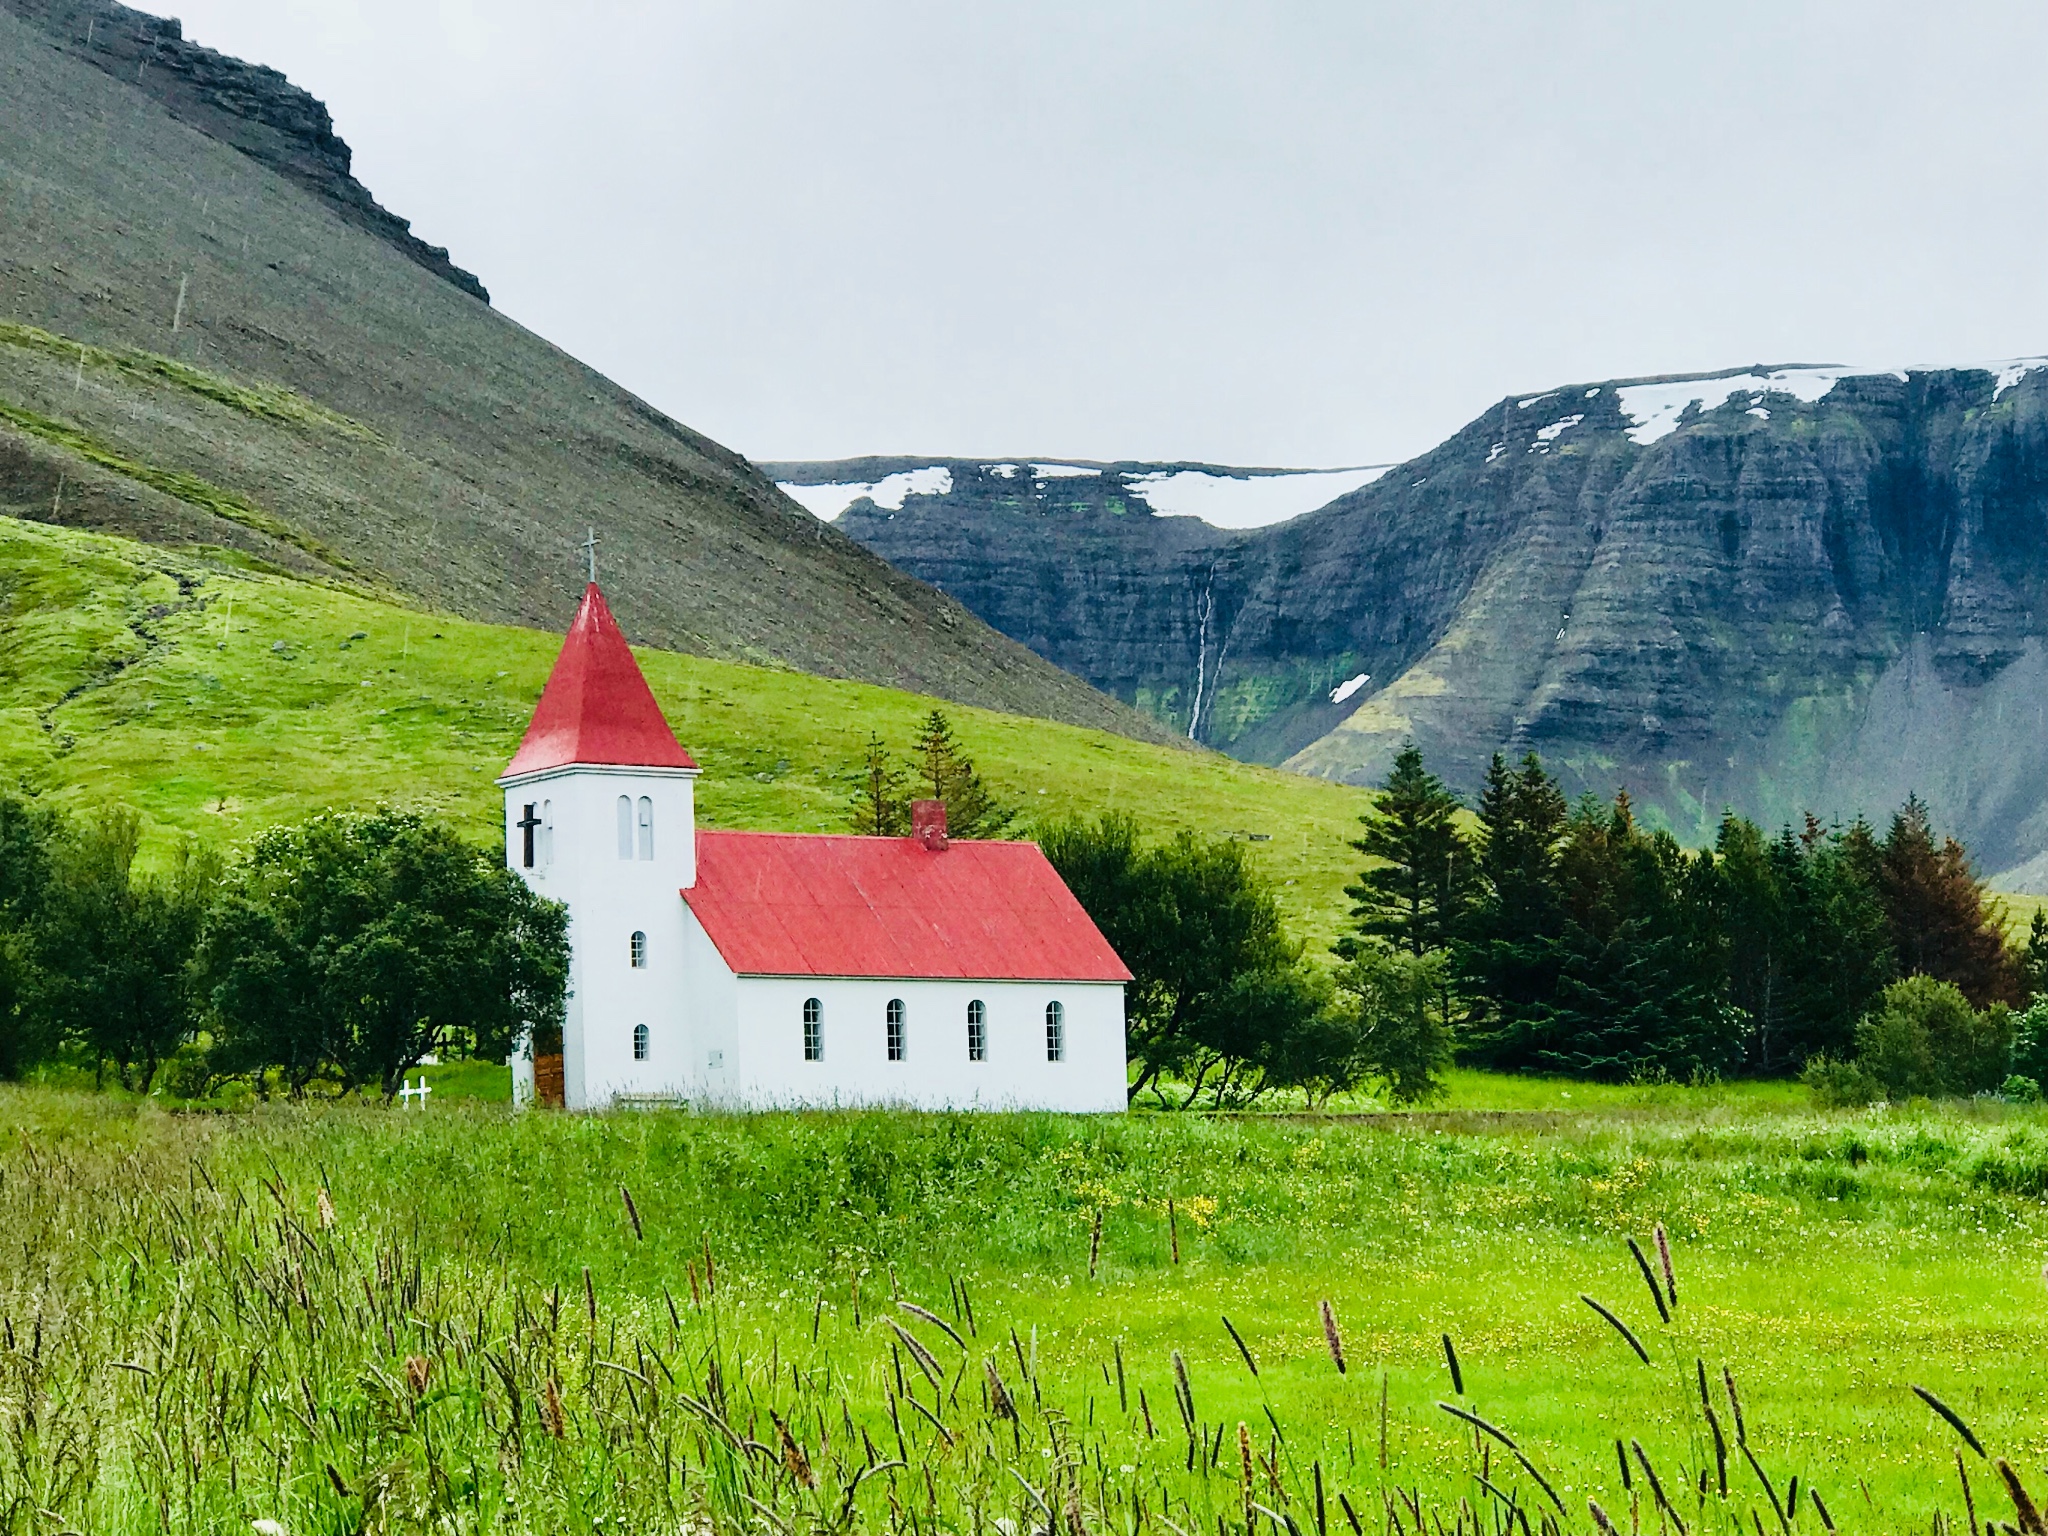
[1124,466,1391,529]
[778,466,954,520]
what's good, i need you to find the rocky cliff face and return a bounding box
[2,0,489,301]
[796,364,2048,877]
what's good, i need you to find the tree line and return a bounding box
[1042,745,2048,1107]
[4,726,2040,1111]
[1366,746,2041,1089]
[0,797,566,1100]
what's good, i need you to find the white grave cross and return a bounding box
[399,1075,432,1109]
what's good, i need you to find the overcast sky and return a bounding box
[143,1,2048,468]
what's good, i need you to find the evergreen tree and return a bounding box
[1778,816,1894,1066]
[1715,814,1791,1067]
[913,711,1013,839]
[1537,793,1736,1081]
[1338,743,1475,959]
[2021,909,2048,1002]
[1877,796,2018,1006]
[847,732,911,836]
[1457,753,1569,1067]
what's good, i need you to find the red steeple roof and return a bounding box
[501,584,696,778]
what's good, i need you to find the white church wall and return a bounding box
[501,764,699,1108]
[681,904,740,1107]
[724,975,1127,1112]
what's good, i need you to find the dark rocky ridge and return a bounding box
[808,367,2048,876]
[2,0,489,301]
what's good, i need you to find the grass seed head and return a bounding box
[1321,1299,1346,1374]
[1999,1460,2048,1536]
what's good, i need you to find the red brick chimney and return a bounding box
[911,799,949,851]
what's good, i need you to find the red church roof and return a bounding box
[684,830,1132,982]
[501,584,696,779]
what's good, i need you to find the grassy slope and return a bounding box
[4,1085,2044,1533]
[0,516,1373,948]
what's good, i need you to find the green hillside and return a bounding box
[1,517,1374,948]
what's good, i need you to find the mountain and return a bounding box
[792,365,2048,879]
[763,457,1389,760]
[0,0,1172,744]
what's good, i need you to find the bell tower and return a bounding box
[498,583,698,1108]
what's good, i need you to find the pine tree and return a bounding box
[1877,795,2018,1006]
[913,711,1013,839]
[2023,909,2048,1002]
[1338,743,1475,960]
[847,733,910,836]
[1457,753,1569,1068]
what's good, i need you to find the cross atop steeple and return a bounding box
[581,527,600,584]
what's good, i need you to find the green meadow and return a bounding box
[0,516,1372,950]
[3,1084,2044,1534]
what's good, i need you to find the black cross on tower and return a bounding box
[516,802,541,869]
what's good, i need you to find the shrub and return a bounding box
[1802,1054,1883,1108]
[1854,975,2013,1100]
[2002,1074,2042,1103]
[2010,997,2048,1082]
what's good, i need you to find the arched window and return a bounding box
[616,795,634,859]
[886,998,906,1061]
[632,1023,649,1061]
[803,997,824,1061]
[637,797,654,860]
[541,800,553,866]
[630,931,647,968]
[1045,1001,1065,1062]
[966,999,987,1062]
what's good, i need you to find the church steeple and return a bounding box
[501,584,696,780]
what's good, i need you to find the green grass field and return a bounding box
[3,1083,2042,1535]
[0,516,1374,950]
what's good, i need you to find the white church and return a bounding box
[497,583,1131,1112]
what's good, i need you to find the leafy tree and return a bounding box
[1854,974,2012,1099]
[1331,945,1454,1104]
[0,792,59,1080]
[31,807,218,1092]
[2009,995,2048,1085]
[847,732,911,836]
[1041,813,1322,1106]
[201,810,568,1099]
[1878,796,2019,1006]
[1339,744,1475,960]
[914,711,1013,839]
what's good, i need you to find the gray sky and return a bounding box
[146,1,2048,468]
